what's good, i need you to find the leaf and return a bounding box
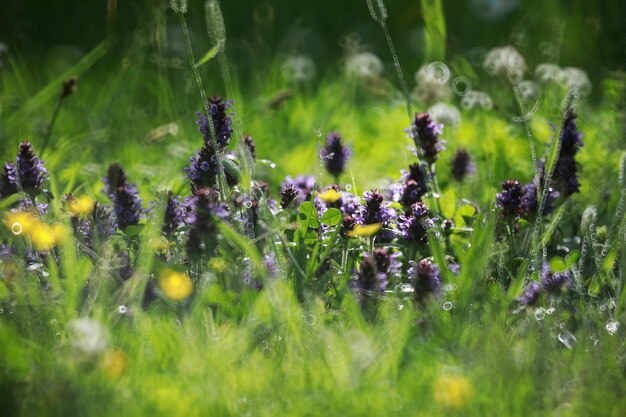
[549,256,567,272]
[320,208,342,226]
[193,42,221,68]
[298,202,320,229]
[303,230,318,245]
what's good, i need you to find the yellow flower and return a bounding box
[346,223,381,238]
[433,373,473,409]
[30,223,66,251]
[103,349,128,379]
[150,236,170,254]
[318,188,342,203]
[208,258,228,272]
[67,195,95,218]
[3,211,39,235]
[159,269,193,301]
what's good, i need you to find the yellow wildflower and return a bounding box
[318,188,342,203]
[30,223,66,251]
[159,269,193,301]
[433,373,474,409]
[346,223,381,238]
[67,195,95,218]
[3,211,39,235]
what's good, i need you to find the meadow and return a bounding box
[0,0,625,415]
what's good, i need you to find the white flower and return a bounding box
[345,52,383,79]
[484,45,526,81]
[67,317,109,355]
[558,67,591,96]
[281,55,316,82]
[414,62,452,103]
[535,63,562,83]
[428,103,462,128]
[461,90,493,110]
[516,80,540,102]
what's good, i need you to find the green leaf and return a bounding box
[193,42,221,68]
[320,208,342,226]
[298,202,320,229]
[565,250,580,268]
[303,230,318,245]
[549,256,567,272]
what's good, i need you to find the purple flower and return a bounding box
[540,263,571,293]
[552,110,584,197]
[451,148,476,182]
[409,112,444,163]
[280,184,300,209]
[196,97,234,147]
[496,179,523,218]
[0,162,18,198]
[409,259,442,300]
[356,190,395,226]
[518,281,541,306]
[163,192,185,234]
[242,134,256,160]
[398,202,433,243]
[320,132,351,178]
[15,142,48,193]
[401,163,429,207]
[186,143,219,192]
[187,188,228,257]
[520,182,559,215]
[104,164,143,231]
[281,175,317,202]
[353,248,401,297]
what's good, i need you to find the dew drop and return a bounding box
[442,301,453,311]
[606,321,620,336]
[546,307,556,315]
[259,340,269,350]
[118,305,128,314]
[558,331,577,349]
[534,307,546,321]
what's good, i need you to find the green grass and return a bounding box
[1,1,626,416]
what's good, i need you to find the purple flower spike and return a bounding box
[196,97,234,147]
[320,132,351,179]
[104,163,143,231]
[410,112,444,164]
[15,142,48,193]
[409,259,442,300]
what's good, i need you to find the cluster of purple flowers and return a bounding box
[551,110,584,197]
[496,179,559,220]
[320,132,351,179]
[0,142,48,199]
[196,97,234,147]
[397,202,434,243]
[352,247,401,297]
[409,112,444,164]
[518,263,571,306]
[451,148,476,183]
[103,163,143,231]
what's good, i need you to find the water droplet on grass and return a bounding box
[606,321,620,335]
[442,301,453,311]
[534,308,546,321]
[558,331,577,349]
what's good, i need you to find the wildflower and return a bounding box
[451,148,476,182]
[104,164,143,231]
[428,103,462,129]
[353,248,401,296]
[520,182,558,215]
[413,63,452,103]
[409,258,441,300]
[318,185,343,205]
[282,55,316,82]
[159,268,193,301]
[281,175,317,202]
[0,162,18,198]
[496,179,523,218]
[398,202,433,243]
[340,214,357,238]
[410,113,444,164]
[280,184,300,209]
[540,263,571,294]
[483,45,526,82]
[242,134,256,160]
[558,67,591,96]
[196,96,233,147]
[345,52,383,79]
[433,373,474,409]
[15,141,48,194]
[535,63,562,83]
[186,188,225,257]
[186,143,219,192]
[30,222,66,251]
[461,90,493,110]
[356,190,395,226]
[551,109,584,197]
[518,281,541,306]
[67,317,109,355]
[346,223,381,238]
[320,132,351,179]
[66,194,95,218]
[3,210,39,235]
[162,192,185,234]
[401,163,429,207]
